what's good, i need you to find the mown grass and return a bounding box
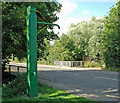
[2,73,98,103]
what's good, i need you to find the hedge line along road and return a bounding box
[9,62,119,102]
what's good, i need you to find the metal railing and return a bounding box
[54,61,84,67]
[5,64,27,75]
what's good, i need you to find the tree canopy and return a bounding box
[101,1,120,70]
[42,17,104,64]
[67,17,104,59]
[2,2,62,64]
[44,34,84,64]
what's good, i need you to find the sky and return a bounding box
[53,0,116,37]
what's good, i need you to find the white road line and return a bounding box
[59,72,118,81]
[63,72,80,76]
[94,76,118,81]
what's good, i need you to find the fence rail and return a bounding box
[5,61,84,73]
[5,64,27,75]
[54,61,84,67]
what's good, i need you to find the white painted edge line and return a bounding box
[94,76,118,81]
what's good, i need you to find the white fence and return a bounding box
[54,61,84,67]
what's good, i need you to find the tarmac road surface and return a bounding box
[9,62,119,102]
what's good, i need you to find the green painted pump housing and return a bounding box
[26,5,60,97]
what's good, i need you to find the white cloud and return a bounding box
[54,17,91,37]
[57,0,78,16]
[53,1,103,37]
[83,10,89,14]
[53,0,78,36]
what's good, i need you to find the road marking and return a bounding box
[63,72,80,76]
[60,72,118,81]
[95,76,118,81]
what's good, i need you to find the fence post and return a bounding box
[80,61,84,66]
[9,65,11,73]
[60,61,62,66]
[17,66,19,76]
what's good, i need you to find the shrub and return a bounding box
[84,61,100,67]
[2,73,27,98]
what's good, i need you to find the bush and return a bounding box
[84,61,100,67]
[2,73,27,98]
[102,67,120,72]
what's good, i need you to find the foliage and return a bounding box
[44,34,84,64]
[2,73,27,98]
[101,1,120,70]
[10,57,26,63]
[102,66,120,72]
[38,38,51,64]
[2,2,62,66]
[39,17,104,65]
[2,72,17,84]
[59,34,84,61]
[84,61,101,68]
[67,17,104,59]
[87,18,104,58]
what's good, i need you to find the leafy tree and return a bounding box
[2,2,62,68]
[101,1,120,70]
[67,17,104,59]
[88,18,104,59]
[46,34,84,64]
[59,34,84,61]
[38,38,51,62]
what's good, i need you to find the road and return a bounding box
[9,62,119,102]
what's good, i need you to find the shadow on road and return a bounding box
[37,69,119,102]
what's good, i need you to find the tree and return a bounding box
[59,34,83,61]
[101,1,120,70]
[38,38,51,62]
[67,17,104,59]
[2,2,62,67]
[87,18,104,59]
[46,34,84,64]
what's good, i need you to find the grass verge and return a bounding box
[84,61,101,68]
[2,73,98,103]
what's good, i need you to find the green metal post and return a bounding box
[26,5,38,97]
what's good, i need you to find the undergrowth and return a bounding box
[2,73,27,98]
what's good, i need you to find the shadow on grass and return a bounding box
[2,73,97,103]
